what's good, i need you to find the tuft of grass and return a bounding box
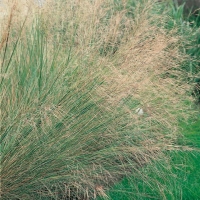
[0,0,198,199]
[0,17,129,199]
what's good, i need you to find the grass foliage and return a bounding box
[0,0,199,199]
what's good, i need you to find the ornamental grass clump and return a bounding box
[0,18,126,199]
[0,0,196,199]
